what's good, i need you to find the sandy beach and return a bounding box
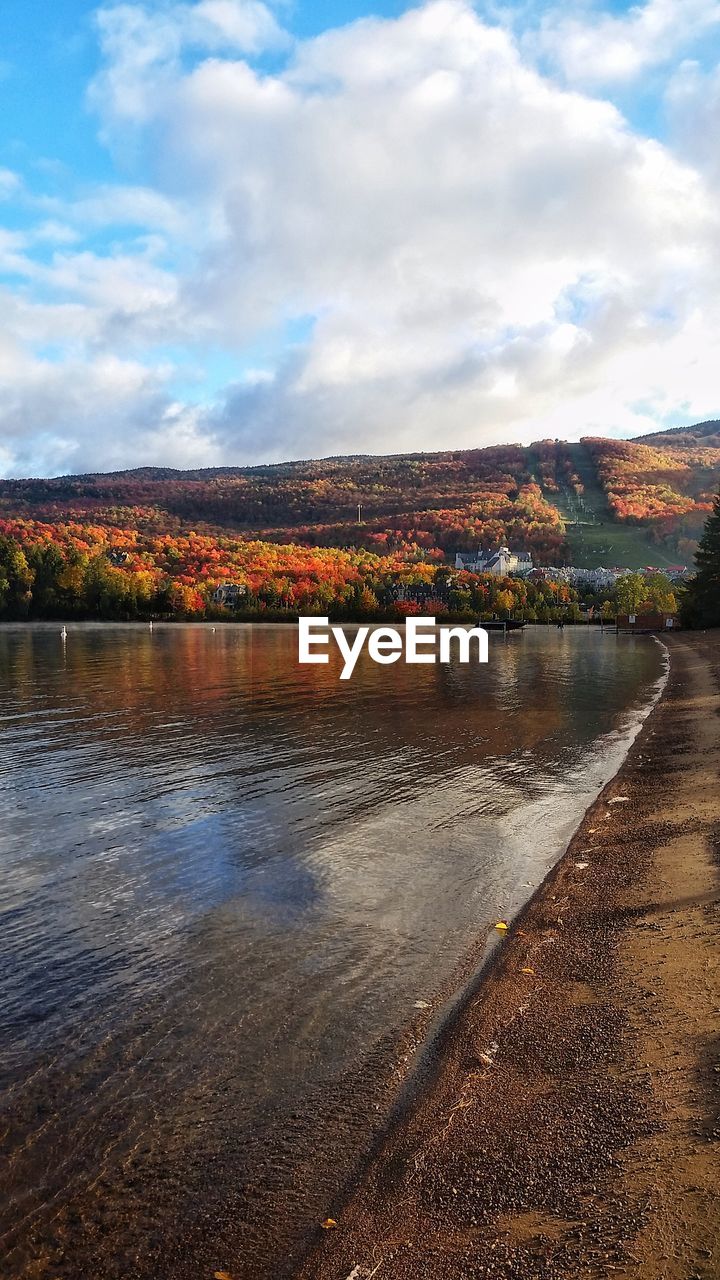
[295,631,720,1280]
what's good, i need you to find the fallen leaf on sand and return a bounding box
[521,967,535,975]
[478,1041,499,1068]
[609,796,630,804]
[321,1218,338,1230]
[575,861,589,870]
[414,1000,430,1009]
[215,1272,234,1280]
[495,921,509,932]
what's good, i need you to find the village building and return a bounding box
[212,583,248,607]
[538,565,689,587]
[454,547,533,576]
[665,565,690,580]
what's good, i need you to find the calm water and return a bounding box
[0,624,665,1279]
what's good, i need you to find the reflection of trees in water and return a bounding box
[0,625,657,767]
[0,625,665,1280]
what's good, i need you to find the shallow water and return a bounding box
[0,623,664,1278]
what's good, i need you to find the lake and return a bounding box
[0,623,665,1279]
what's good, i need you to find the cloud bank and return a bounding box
[1,0,719,475]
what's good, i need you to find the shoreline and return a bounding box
[294,631,720,1280]
[0,618,625,630]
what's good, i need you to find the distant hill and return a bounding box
[0,445,570,563]
[631,420,720,448]
[1,431,719,588]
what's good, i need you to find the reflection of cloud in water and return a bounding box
[0,625,668,1278]
[0,628,669,1058]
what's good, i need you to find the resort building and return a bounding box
[537,565,689,587]
[454,547,534,576]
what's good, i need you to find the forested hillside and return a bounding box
[584,436,720,558]
[0,429,717,619]
[0,446,568,561]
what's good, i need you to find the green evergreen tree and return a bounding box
[681,485,720,628]
[27,543,66,615]
[0,536,33,616]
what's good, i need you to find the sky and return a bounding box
[1,0,720,477]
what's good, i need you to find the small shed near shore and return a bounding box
[617,611,679,633]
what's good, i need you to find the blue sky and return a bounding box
[1,0,719,476]
[0,0,409,182]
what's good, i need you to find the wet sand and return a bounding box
[295,631,720,1280]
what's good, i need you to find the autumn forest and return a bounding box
[0,426,718,622]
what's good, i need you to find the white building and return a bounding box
[455,546,533,577]
[538,566,637,587]
[212,583,248,607]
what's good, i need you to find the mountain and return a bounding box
[2,432,719,563]
[0,431,718,619]
[630,420,720,448]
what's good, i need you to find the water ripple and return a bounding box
[0,623,664,1279]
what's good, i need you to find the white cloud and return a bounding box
[1,0,720,475]
[0,236,183,353]
[530,0,720,87]
[37,184,191,235]
[89,0,289,133]
[0,168,21,199]
[666,57,720,185]
[0,348,223,477]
